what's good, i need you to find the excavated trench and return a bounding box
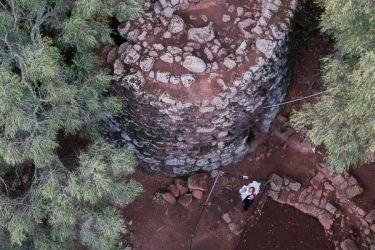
[107,0,297,175]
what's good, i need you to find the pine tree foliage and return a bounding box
[0,0,144,248]
[292,0,375,172]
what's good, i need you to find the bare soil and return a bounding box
[236,199,334,250]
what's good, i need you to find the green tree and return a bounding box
[0,0,143,248]
[292,0,375,172]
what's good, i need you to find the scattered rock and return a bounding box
[286,192,298,206]
[238,18,255,37]
[113,59,124,75]
[187,24,215,44]
[192,190,203,200]
[123,47,141,64]
[221,213,231,223]
[223,57,237,69]
[325,203,337,215]
[332,175,345,187]
[228,222,242,235]
[324,182,335,192]
[156,71,171,84]
[287,135,315,154]
[188,173,209,191]
[345,185,363,199]
[178,194,193,207]
[211,170,219,178]
[268,190,279,200]
[222,15,231,22]
[107,47,118,64]
[236,7,244,16]
[162,192,176,204]
[160,52,174,64]
[270,174,283,192]
[309,172,325,188]
[255,39,276,58]
[182,56,206,73]
[289,181,301,192]
[163,31,172,39]
[168,15,185,33]
[181,74,195,87]
[162,7,175,18]
[340,239,359,250]
[318,212,334,230]
[140,57,155,72]
[168,184,180,197]
[158,0,168,8]
[170,0,179,5]
[175,178,189,195]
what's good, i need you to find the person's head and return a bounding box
[248,187,255,194]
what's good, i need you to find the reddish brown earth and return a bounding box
[351,163,375,211]
[236,199,334,250]
[121,5,374,250]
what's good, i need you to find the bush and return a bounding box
[0,0,144,248]
[292,0,375,172]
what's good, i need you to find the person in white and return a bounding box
[239,181,261,211]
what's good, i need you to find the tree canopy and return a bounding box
[292,0,375,172]
[0,0,143,248]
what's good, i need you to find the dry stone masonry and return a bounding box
[269,167,375,249]
[109,0,298,174]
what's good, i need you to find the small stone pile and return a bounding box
[162,173,210,207]
[108,0,298,175]
[268,165,375,249]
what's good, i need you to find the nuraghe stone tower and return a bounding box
[109,0,298,175]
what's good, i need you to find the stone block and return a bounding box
[340,239,359,250]
[365,210,375,224]
[174,178,188,195]
[162,192,176,204]
[192,190,203,200]
[345,185,363,199]
[110,0,296,175]
[178,194,193,207]
[168,184,180,197]
[270,174,283,192]
[289,181,301,192]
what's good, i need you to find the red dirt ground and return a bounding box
[121,5,374,250]
[236,199,334,250]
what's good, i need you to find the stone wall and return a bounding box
[109,0,298,175]
[269,167,375,249]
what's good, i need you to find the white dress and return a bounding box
[239,181,261,201]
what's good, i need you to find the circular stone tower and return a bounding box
[109,0,297,175]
